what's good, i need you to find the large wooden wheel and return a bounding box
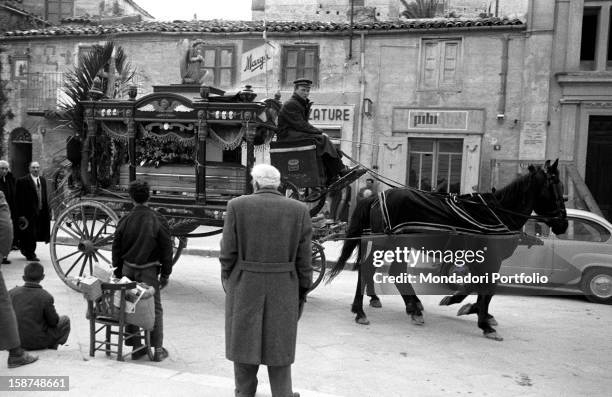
[50,201,119,291]
[50,201,186,291]
[310,241,326,292]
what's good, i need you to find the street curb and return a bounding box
[181,248,356,270]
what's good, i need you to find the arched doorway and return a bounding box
[10,127,32,179]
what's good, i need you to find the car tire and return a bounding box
[581,268,612,305]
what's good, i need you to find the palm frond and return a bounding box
[401,0,440,19]
[55,41,135,134]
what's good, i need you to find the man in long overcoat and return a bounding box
[0,160,17,263]
[220,164,312,397]
[277,78,348,184]
[15,161,50,261]
[0,191,38,368]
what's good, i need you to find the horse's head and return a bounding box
[529,159,568,235]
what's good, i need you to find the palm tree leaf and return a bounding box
[401,0,439,19]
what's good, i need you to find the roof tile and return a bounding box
[1,17,524,38]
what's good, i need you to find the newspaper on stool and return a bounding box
[112,276,156,331]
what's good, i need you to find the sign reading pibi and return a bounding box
[407,110,469,130]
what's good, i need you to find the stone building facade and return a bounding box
[548,0,612,219]
[13,0,153,23]
[1,14,549,198]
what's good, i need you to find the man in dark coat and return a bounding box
[220,164,312,397]
[277,78,349,184]
[0,160,17,263]
[15,161,50,261]
[9,262,71,350]
[112,180,173,362]
[0,191,38,368]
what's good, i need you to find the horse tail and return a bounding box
[327,195,375,282]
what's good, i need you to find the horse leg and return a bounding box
[368,294,382,308]
[364,267,382,308]
[439,291,469,306]
[477,294,502,341]
[399,283,424,325]
[351,266,369,325]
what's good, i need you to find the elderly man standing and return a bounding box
[112,180,173,362]
[220,164,312,397]
[0,160,17,263]
[15,161,50,262]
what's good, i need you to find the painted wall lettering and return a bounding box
[310,108,351,122]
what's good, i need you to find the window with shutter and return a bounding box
[45,0,74,24]
[199,46,235,88]
[281,45,319,88]
[419,38,462,90]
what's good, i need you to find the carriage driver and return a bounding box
[277,78,354,185]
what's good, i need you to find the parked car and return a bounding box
[489,209,612,304]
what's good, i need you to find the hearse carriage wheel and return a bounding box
[280,179,327,218]
[51,201,187,291]
[50,201,120,291]
[310,241,326,292]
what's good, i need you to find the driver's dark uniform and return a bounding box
[277,93,346,182]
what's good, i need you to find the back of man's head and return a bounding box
[251,164,281,190]
[23,262,45,283]
[128,180,150,204]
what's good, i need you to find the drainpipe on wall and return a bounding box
[355,32,366,166]
[348,0,354,60]
[497,34,510,119]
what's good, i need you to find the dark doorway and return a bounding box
[586,116,612,221]
[10,128,32,179]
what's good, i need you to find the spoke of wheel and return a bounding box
[64,252,85,278]
[78,253,88,276]
[94,234,114,247]
[80,206,90,239]
[91,217,112,242]
[53,241,80,247]
[92,250,111,264]
[90,207,98,241]
[57,250,81,263]
[88,255,93,275]
[68,212,87,240]
[58,224,82,241]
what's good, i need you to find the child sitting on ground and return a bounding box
[9,262,71,350]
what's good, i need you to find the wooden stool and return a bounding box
[87,282,152,361]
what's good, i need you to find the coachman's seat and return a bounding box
[270,139,326,188]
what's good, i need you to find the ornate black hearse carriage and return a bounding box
[49,83,336,291]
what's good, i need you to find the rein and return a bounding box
[343,149,566,223]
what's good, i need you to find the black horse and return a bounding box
[328,160,568,340]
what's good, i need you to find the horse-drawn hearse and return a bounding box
[46,47,570,341]
[48,80,366,294]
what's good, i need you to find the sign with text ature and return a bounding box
[309,105,354,125]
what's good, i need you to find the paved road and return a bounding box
[1,246,611,397]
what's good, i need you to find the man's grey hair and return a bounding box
[0,160,9,168]
[251,164,281,189]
